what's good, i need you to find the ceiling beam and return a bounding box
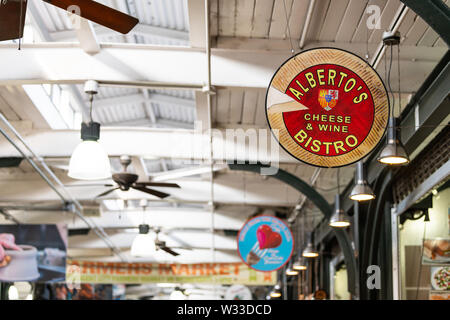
[93,93,195,108]
[0,127,290,162]
[155,119,194,129]
[0,43,444,90]
[150,164,228,182]
[299,0,316,49]
[142,89,156,123]
[187,0,207,48]
[50,23,189,42]
[102,118,193,129]
[27,0,52,42]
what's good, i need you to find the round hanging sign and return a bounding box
[266,47,389,167]
[237,216,294,272]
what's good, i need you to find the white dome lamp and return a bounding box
[131,224,156,257]
[68,80,111,180]
[131,200,156,257]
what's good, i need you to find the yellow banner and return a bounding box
[67,260,276,285]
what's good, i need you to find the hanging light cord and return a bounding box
[387,44,395,119]
[282,0,295,55]
[336,167,341,195]
[397,43,401,118]
[365,0,370,61]
[18,0,24,50]
[89,94,94,123]
[384,45,389,116]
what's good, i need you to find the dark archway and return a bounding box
[400,0,450,46]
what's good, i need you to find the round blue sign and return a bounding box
[237,216,294,272]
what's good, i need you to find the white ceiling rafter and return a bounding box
[49,23,190,43]
[92,93,195,109]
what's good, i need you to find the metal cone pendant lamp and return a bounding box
[292,255,307,271]
[285,261,299,276]
[377,117,409,165]
[377,31,410,166]
[302,233,318,258]
[68,81,111,180]
[329,194,350,228]
[349,161,375,201]
[269,283,282,298]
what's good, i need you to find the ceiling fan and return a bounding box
[0,0,139,42]
[153,227,180,256]
[132,224,180,257]
[95,155,180,199]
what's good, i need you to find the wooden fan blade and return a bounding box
[95,187,119,198]
[42,0,139,34]
[160,246,180,256]
[0,0,27,41]
[66,184,114,188]
[132,186,170,199]
[135,182,180,188]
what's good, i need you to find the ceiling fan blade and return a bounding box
[160,246,180,256]
[164,233,194,250]
[132,186,170,199]
[42,0,139,34]
[135,182,180,188]
[65,184,114,188]
[0,0,27,41]
[95,187,119,198]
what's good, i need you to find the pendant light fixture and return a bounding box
[131,224,155,257]
[329,194,351,228]
[292,255,307,271]
[349,161,375,201]
[269,283,282,298]
[377,31,410,166]
[131,200,156,257]
[285,261,299,276]
[377,117,409,165]
[68,80,111,180]
[302,232,318,258]
[293,216,307,270]
[329,168,350,228]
